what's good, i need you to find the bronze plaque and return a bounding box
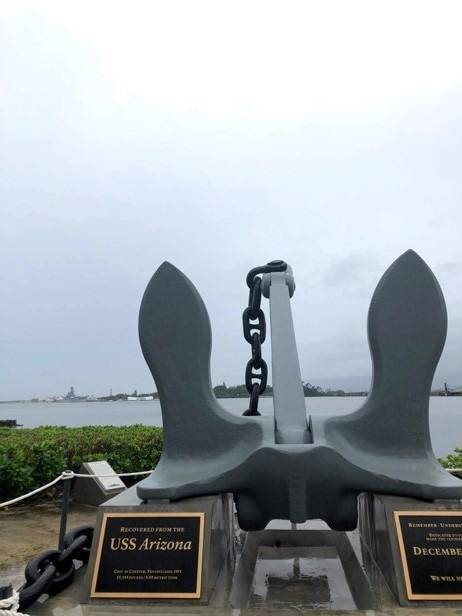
[394,510,462,600]
[91,512,205,599]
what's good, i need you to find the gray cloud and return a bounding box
[1,5,462,399]
[436,261,462,279]
[322,251,383,297]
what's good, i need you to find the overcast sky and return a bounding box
[1,1,462,399]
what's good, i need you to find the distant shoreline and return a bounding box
[2,394,370,404]
[3,390,461,404]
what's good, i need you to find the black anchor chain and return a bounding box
[242,260,287,416]
[16,525,94,611]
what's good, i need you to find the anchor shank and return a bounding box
[262,268,311,444]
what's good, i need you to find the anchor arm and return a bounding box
[138,262,264,460]
[324,250,448,461]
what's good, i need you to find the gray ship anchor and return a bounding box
[136,250,462,531]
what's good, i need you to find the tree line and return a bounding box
[212,382,349,398]
[98,382,361,402]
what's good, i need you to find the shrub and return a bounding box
[0,425,163,501]
[439,447,462,478]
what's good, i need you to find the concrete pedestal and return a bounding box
[359,493,462,607]
[86,486,235,605]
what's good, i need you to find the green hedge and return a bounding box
[0,425,163,500]
[439,448,462,478]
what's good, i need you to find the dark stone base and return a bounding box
[86,487,235,605]
[359,493,462,607]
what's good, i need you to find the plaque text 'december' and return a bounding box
[395,510,462,600]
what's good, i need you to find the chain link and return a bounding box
[62,525,94,563]
[242,260,287,416]
[18,526,93,611]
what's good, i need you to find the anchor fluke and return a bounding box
[136,261,266,502]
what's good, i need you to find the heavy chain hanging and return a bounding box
[242,260,287,416]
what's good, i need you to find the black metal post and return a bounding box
[58,474,72,550]
[0,584,13,600]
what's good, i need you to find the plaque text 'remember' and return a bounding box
[394,510,462,600]
[91,512,205,599]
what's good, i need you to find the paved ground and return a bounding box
[3,505,462,615]
[0,501,97,590]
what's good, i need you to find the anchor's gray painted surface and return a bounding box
[136,250,462,531]
[261,268,310,445]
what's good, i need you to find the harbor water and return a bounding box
[1,396,461,458]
